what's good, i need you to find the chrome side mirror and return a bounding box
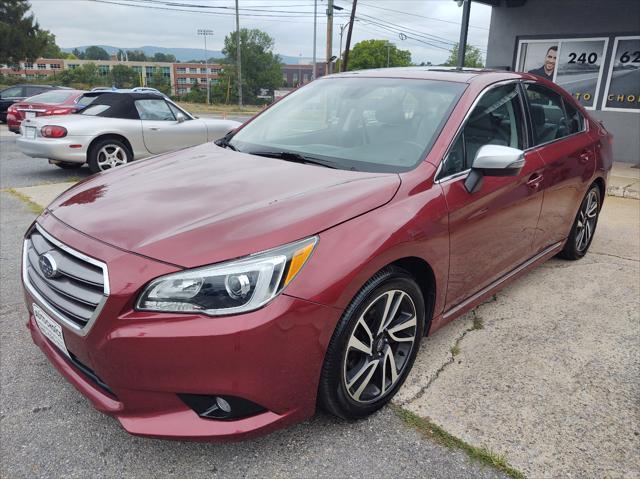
[465,144,525,194]
[176,112,187,123]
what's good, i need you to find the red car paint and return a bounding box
[22,70,612,441]
[7,89,85,133]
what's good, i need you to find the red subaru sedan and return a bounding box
[7,89,88,133]
[22,69,612,441]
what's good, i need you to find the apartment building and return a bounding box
[172,62,224,95]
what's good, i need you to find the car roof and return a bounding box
[327,67,527,84]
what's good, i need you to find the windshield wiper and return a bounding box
[248,151,337,169]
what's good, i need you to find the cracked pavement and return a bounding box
[395,196,640,478]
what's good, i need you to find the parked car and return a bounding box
[0,84,66,123]
[17,92,240,172]
[22,68,612,441]
[7,89,91,134]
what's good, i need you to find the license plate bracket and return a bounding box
[33,303,70,358]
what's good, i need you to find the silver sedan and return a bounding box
[17,92,241,173]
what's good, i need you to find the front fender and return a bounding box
[284,181,450,319]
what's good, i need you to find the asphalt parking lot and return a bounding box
[1,123,639,478]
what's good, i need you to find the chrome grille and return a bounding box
[23,224,109,332]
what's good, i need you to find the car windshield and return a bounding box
[229,77,465,172]
[25,90,75,104]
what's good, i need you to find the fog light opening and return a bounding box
[178,393,267,421]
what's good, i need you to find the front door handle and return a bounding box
[526,173,544,190]
[150,127,161,131]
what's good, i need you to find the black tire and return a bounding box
[558,184,601,260]
[319,266,425,419]
[54,162,83,170]
[87,138,131,174]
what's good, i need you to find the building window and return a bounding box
[132,66,142,73]
[177,77,186,84]
[99,65,110,76]
[50,63,61,69]
[190,78,197,84]
[177,88,186,95]
[293,73,299,83]
[24,62,33,69]
[177,67,186,73]
[68,64,79,70]
[304,73,310,82]
[146,66,155,74]
[37,63,47,70]
[37,74,47,79]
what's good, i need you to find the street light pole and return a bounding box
[338,22,349,72]
[235,0,243,107]
[197,29,214,104]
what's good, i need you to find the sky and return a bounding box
[29,0,492,65]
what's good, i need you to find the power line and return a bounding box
[357,1,489,30]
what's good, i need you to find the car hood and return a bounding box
[47,143,401,267]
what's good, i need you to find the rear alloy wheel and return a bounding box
[559,185,601,260]
[88,139,131,173]
[319,267,424,419]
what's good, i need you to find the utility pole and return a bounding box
[457,0,471,69]
[326,0,334,75]
[197,29,214,105]
[312,0,317,79]
[338,22,349,72]
[342,0,357,72]
[235,0,243,107]
[386,43,391,67]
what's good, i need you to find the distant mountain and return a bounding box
[62,45,302,64]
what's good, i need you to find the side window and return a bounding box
[563,99,585,135]
[440,83,524,178]
[135,99,175,121]
[524,84,570,145]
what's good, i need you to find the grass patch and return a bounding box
[472,316,484,330]
[450,344,461,356]
[391,405,526,479]
[176,102,263,116]
[3,188,43,215]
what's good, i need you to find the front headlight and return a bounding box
[136,236,317,316]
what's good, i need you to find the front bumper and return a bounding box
[23,213,342,441]
[17,134,89,163]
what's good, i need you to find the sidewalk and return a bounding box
[607,162,640,199]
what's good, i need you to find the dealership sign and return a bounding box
[515,35,639,113]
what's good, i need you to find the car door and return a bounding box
[522,83,597,252]
[438,82,546,311]
[135,99,207,154]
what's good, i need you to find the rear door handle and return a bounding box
[578,150,592,164]
[526,173,544,189]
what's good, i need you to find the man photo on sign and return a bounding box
[528,46,558,81]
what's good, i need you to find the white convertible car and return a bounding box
[17,92,241,173]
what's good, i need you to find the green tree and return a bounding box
[126,50,147,61]
[183,87,207,103]
[110,64,137,88]
[152,52,176,63]
[0,0,50,65]
[84,46,110,61]
[213,28,282,104]
[148,70,171,95]
[38,31,65,58]
[71,48,85,60]
[346,40,412,71]
[442,43,484,68]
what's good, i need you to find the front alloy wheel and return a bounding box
[343,290,417,403]
[319,266,425,419]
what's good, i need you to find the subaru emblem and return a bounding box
[39,253,59,279]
